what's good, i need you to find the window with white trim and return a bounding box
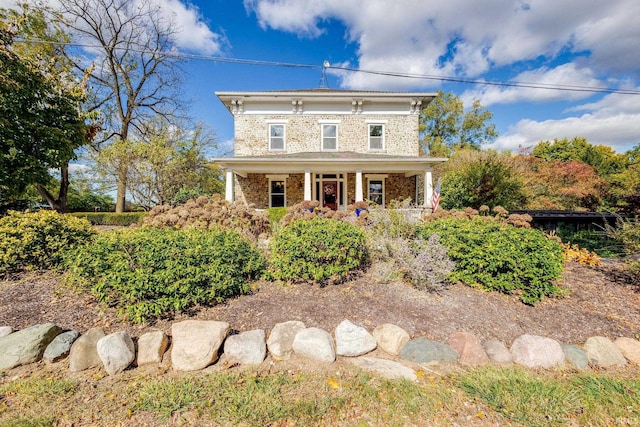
[269,179,286,207]
[368,179,384,206]
[368,124,384,151]
[269,124,285,151]
[322,124,337,151]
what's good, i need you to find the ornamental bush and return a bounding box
[268,218,368,284]
[0,210,94,276]
[64,227,264,323]
[419,217,564,304]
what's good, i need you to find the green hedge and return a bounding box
[64,227,264,323]
[268,218,368,284]
[419,217,564,304]
[69,212,148,226]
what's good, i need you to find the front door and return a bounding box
[322,181,338,211]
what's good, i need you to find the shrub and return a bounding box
[561,242,601,266]
[0,210,94,276]
[367,198,419,239]
[280,200,367,227]
[69,212,147,226]
[419,217,565,304]
[268,218,368,284]
[64,227,264,323]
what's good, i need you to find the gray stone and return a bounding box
[267,321,305,360]
[223,329,266,365]
[0,326,13,338]
[447,332,489,366]
[510,334,565,368]
[0,323,62,371]
[372,323,410,356]
[137,330,169,366]
[44,330,80,363]
[69,327,106,372]
[171,320,230,371]
[483,339,513,364]
[584,336,626,368]
[561,344,589,370]
[350,357,417,381]
[97,332,135,376]
[335,320,377,357]
[292,327,335,363]
[399,337,458,365]
[614,337,640,365]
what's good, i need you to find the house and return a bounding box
[212,89,447,210]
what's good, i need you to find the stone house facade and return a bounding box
[212,90,447,210]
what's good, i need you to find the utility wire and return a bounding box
[16,38,640,96]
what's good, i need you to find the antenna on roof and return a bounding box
[318,60,330,88]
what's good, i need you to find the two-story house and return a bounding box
[212,89,447,210]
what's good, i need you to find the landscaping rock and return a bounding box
[44,330,80,363]
[267,321,305,360]
[171,320,230,371]
[614,337,640,365]
[0,326,13,338]
[483,339,513,364]
[137,330,169,366]
[69,327,106,372]
[372,323,410,356]
[222,329,266,365]
[584,336,627,368]
[97,332,135,376]
[350,357,417,381]
[511,334,564,368]
[447,332,489,366]
[561,344,589,370]
[292,327,335,363]
[335,320,376,357]
[400,337,458,365]
[0,323,62,370]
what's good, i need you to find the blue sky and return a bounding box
[4,0,640,155]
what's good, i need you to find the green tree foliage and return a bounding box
[438,150,526,210]
[420,91,497,157]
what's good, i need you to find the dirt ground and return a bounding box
[1,260,638,346]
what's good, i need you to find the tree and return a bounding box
[0,9,88,212]
[51,0,184,212]
[420,91,497,157]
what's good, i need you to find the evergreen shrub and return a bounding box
[69,212,147,226]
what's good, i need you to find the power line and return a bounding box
[15,38,640,96]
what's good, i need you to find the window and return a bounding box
[322,124,337,150]
[270,179,285,207]
[368,179,384,206]
[369,124,384,151]
[269,124,285,151]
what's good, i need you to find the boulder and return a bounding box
[614,337,640,365]
[223,329,266,365]
[292,327,335,363]
[44,330,80,363]
[137,330,169,366]
[0,323,62,371]
[400,337,458,365]
[511,334,565,368]
[561,344,589,370]
[267,321,305,360]
[335,320,377,357]
[447,332,489,366]
[0,326,13,338]
[171,320,230,371]
[350,357,417,381]
[483,339,513,364]
[584,336,627,368]
[69,327,106,372]
[372,324,410,356]
[97,332,136,376]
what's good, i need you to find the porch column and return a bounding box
[424,169,433,207]
[304,169,312,200]
[225,169,234,202]
[355,170,364,202]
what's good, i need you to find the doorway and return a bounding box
[322,181,338,211]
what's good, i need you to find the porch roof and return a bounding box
[211,152,447,176]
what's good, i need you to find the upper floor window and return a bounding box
[269,124,285,151]
[369,124,384,151]
[322,124,338,151]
